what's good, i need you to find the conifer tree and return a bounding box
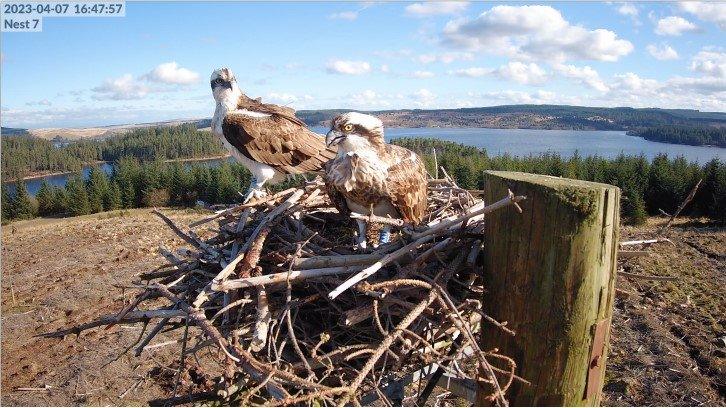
[1,184,13,223]
[36,180,55,216]
[52,187,70,215]
[206,168,220,204]
[12,179,36,220]
[113,156,142,208]
[191,166,211,204]
[107,182,123,211]
[87,167,109,213]
[168,162,188,205]
[622,186,648,225]
[216,164,239,204]
[66,176,90,216]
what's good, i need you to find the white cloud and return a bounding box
[680,2,726,30]
[25,99,52,106]
[450,62,548,85]
[373,49,413,59]
[467,89,576,105]
[353,89,378,101]
[411,70,435,78]
[284,62,304,70]
[612,72,660,92]
[329,11,358,21]
[449,67,493,78]
[646,43,679,60]
[417,52,474,64]
[553,64,609,92]
[91,62,199,101]
[616,3,641,25]
[380,64,390,73]
[346,89,394,108]
[0,104,209,129]
[334,88,439,110]
[143,62,200,85]
[441,5,634,62]
[617,3,638,17]
[410,88,436,107]
[495,62,548,85]
[326,60,372,75]
[597,71,725,110]
[654,16,698,36]
[667,75,725,95]
[265,92,314,106]
[405,2,468,17]
[690,48,725,78]
[92,74,149,100]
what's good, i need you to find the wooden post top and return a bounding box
[479,170,620,407]
[485,170,620,191]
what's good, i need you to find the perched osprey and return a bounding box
[210,68,336,202]
[324,112,428,249]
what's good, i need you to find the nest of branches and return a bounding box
[44,174,526,406]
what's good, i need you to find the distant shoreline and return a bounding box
[5,154,232,182]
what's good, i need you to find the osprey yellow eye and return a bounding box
[343,124,354,132]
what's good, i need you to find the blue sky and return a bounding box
[2,1,725,128]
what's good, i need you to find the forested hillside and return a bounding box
[1,124,225,179]
[629,126,726,147]
[297,105,726,133]
[3,138,724,225]
[394,138,725,224]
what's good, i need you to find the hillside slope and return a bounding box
[297,105,726,130]
[5,105,725,141]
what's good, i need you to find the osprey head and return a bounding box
[326,112,384,151]
[210,67,238,103]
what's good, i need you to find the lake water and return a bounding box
[382,128,725,163]
[8,128,726,196]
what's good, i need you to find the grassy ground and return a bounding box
[603,218,724,406]
[1,211,723,406]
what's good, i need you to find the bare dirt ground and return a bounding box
[1,211,724,406]
[1,209,210,406]
[603,218,725,406]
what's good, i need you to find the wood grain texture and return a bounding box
[478,171,620,406]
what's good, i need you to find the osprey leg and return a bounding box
[355,219,368,250]
[379,226,391,245]
[242,177,268,204]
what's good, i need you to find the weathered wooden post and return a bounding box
[478,171,620,406]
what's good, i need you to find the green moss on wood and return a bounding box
[556,186,598,219]
[479,170,620,407]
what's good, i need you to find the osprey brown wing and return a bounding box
[384,145,428,224]
[236,94,306,127]
[222,112,336,174]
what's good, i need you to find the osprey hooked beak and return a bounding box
[326,129,346,147]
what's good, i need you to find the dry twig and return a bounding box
[44,176,525,406]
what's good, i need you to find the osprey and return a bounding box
[324,112,428,249]
[210,68,336,202]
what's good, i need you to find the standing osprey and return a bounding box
[324,112,428,249]
[210,68,336,202]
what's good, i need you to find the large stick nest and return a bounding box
[44,174,526,406]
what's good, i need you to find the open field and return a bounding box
[1,210,724,406]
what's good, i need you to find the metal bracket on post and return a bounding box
[585,318,610,400]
